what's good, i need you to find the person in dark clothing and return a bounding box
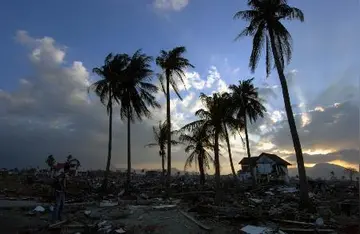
[52,163,70,222]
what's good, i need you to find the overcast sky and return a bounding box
[0,0,359,173]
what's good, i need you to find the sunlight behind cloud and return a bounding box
[301,112,311,127]
[328,160,358,170]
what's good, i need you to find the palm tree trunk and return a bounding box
[161,151,165,181]
[102,96,113,191]
[126,108,131,192]
[224,124,237,178]
[214,128,221,205]
[244,114,256,186]
[198,154,205,185]
[268,28,309,206]
[166,70,171,193]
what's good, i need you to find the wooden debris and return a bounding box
[280,227,336,233]
[48,219,67,229]
[179,210,212,231]
[273,219,318,226]
[172,191,214,197]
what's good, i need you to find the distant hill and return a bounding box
[288,163,359,179]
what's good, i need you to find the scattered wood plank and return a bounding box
[273,219,316,226]
[172,191,214,196]
[48,219,67,229]
[273,218,335,228]
[64,224,95,228]
[179,210,212,231]
[280,227,335,233]
[66,201,96,206]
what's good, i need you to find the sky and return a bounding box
[0,0,359,173]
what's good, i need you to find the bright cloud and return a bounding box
[1,31,358,175]
[153,0,189,11]
[206,66,220,88]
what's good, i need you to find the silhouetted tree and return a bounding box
[330,171,336,180]
[234,0,309,205]
[46,155,56,170]
[229,78,266,186]
[115,50,160,191]
[145,121,180,180]
[90,53,123,190]
[180,93,238,204]
[156,46,194,191]
[344,167,357,182]
[179,127,215,185]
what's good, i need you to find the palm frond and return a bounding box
[184,151,196,170]
[234,0,304,75]
[249,22,266,73]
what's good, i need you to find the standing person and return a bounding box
[52,163,70,223]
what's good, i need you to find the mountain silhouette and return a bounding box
[288,163,359,179]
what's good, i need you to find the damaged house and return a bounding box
[238,152,291,182]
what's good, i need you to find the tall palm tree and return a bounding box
[229,78,266,186]
[181,93,238,204]
[89,53,124,190]
[46,155,56,170]
[156,46,194,190]
[115,50,160,191]
[179,128,215,185]
[223,123,236,178]
[234,0,309,204]
[219,93,243,179]
[145,121,180,179]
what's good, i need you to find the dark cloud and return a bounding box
[0,31,170,169]
[0,31,207,170]
[1,30,358,171]
[266,100,359,151]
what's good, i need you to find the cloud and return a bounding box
[285,149,359,165]
[1,31,173,169]
[1,31,238,172]
[205,66,220,88]
[182,71,205,90]
[153,0,189,11]
[262,101,359,154]
[15,30,66,66]
[217,79,229,94]
[3,31,358,174]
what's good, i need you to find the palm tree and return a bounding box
[181,93,238,204]
[344,167,357,182]
[66,154,73,162]
[229,78,266,186]
[219,93,242,179]
[66,155,81,170]
[179,127,215,185]
[115,50,160,191]
[234,0,309,205]
[90,53,125,190]
[46,155,56,170]
[156,46,194,190]
[145,121,180,180]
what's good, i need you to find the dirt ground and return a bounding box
[0,202,234,234]
[0,208,49,234]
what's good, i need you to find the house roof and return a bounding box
[239,157,259,166]
[54,163,65,170]
[238,153,291,166]
[259,153,291,166]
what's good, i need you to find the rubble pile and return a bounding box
[0,172,359,233]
